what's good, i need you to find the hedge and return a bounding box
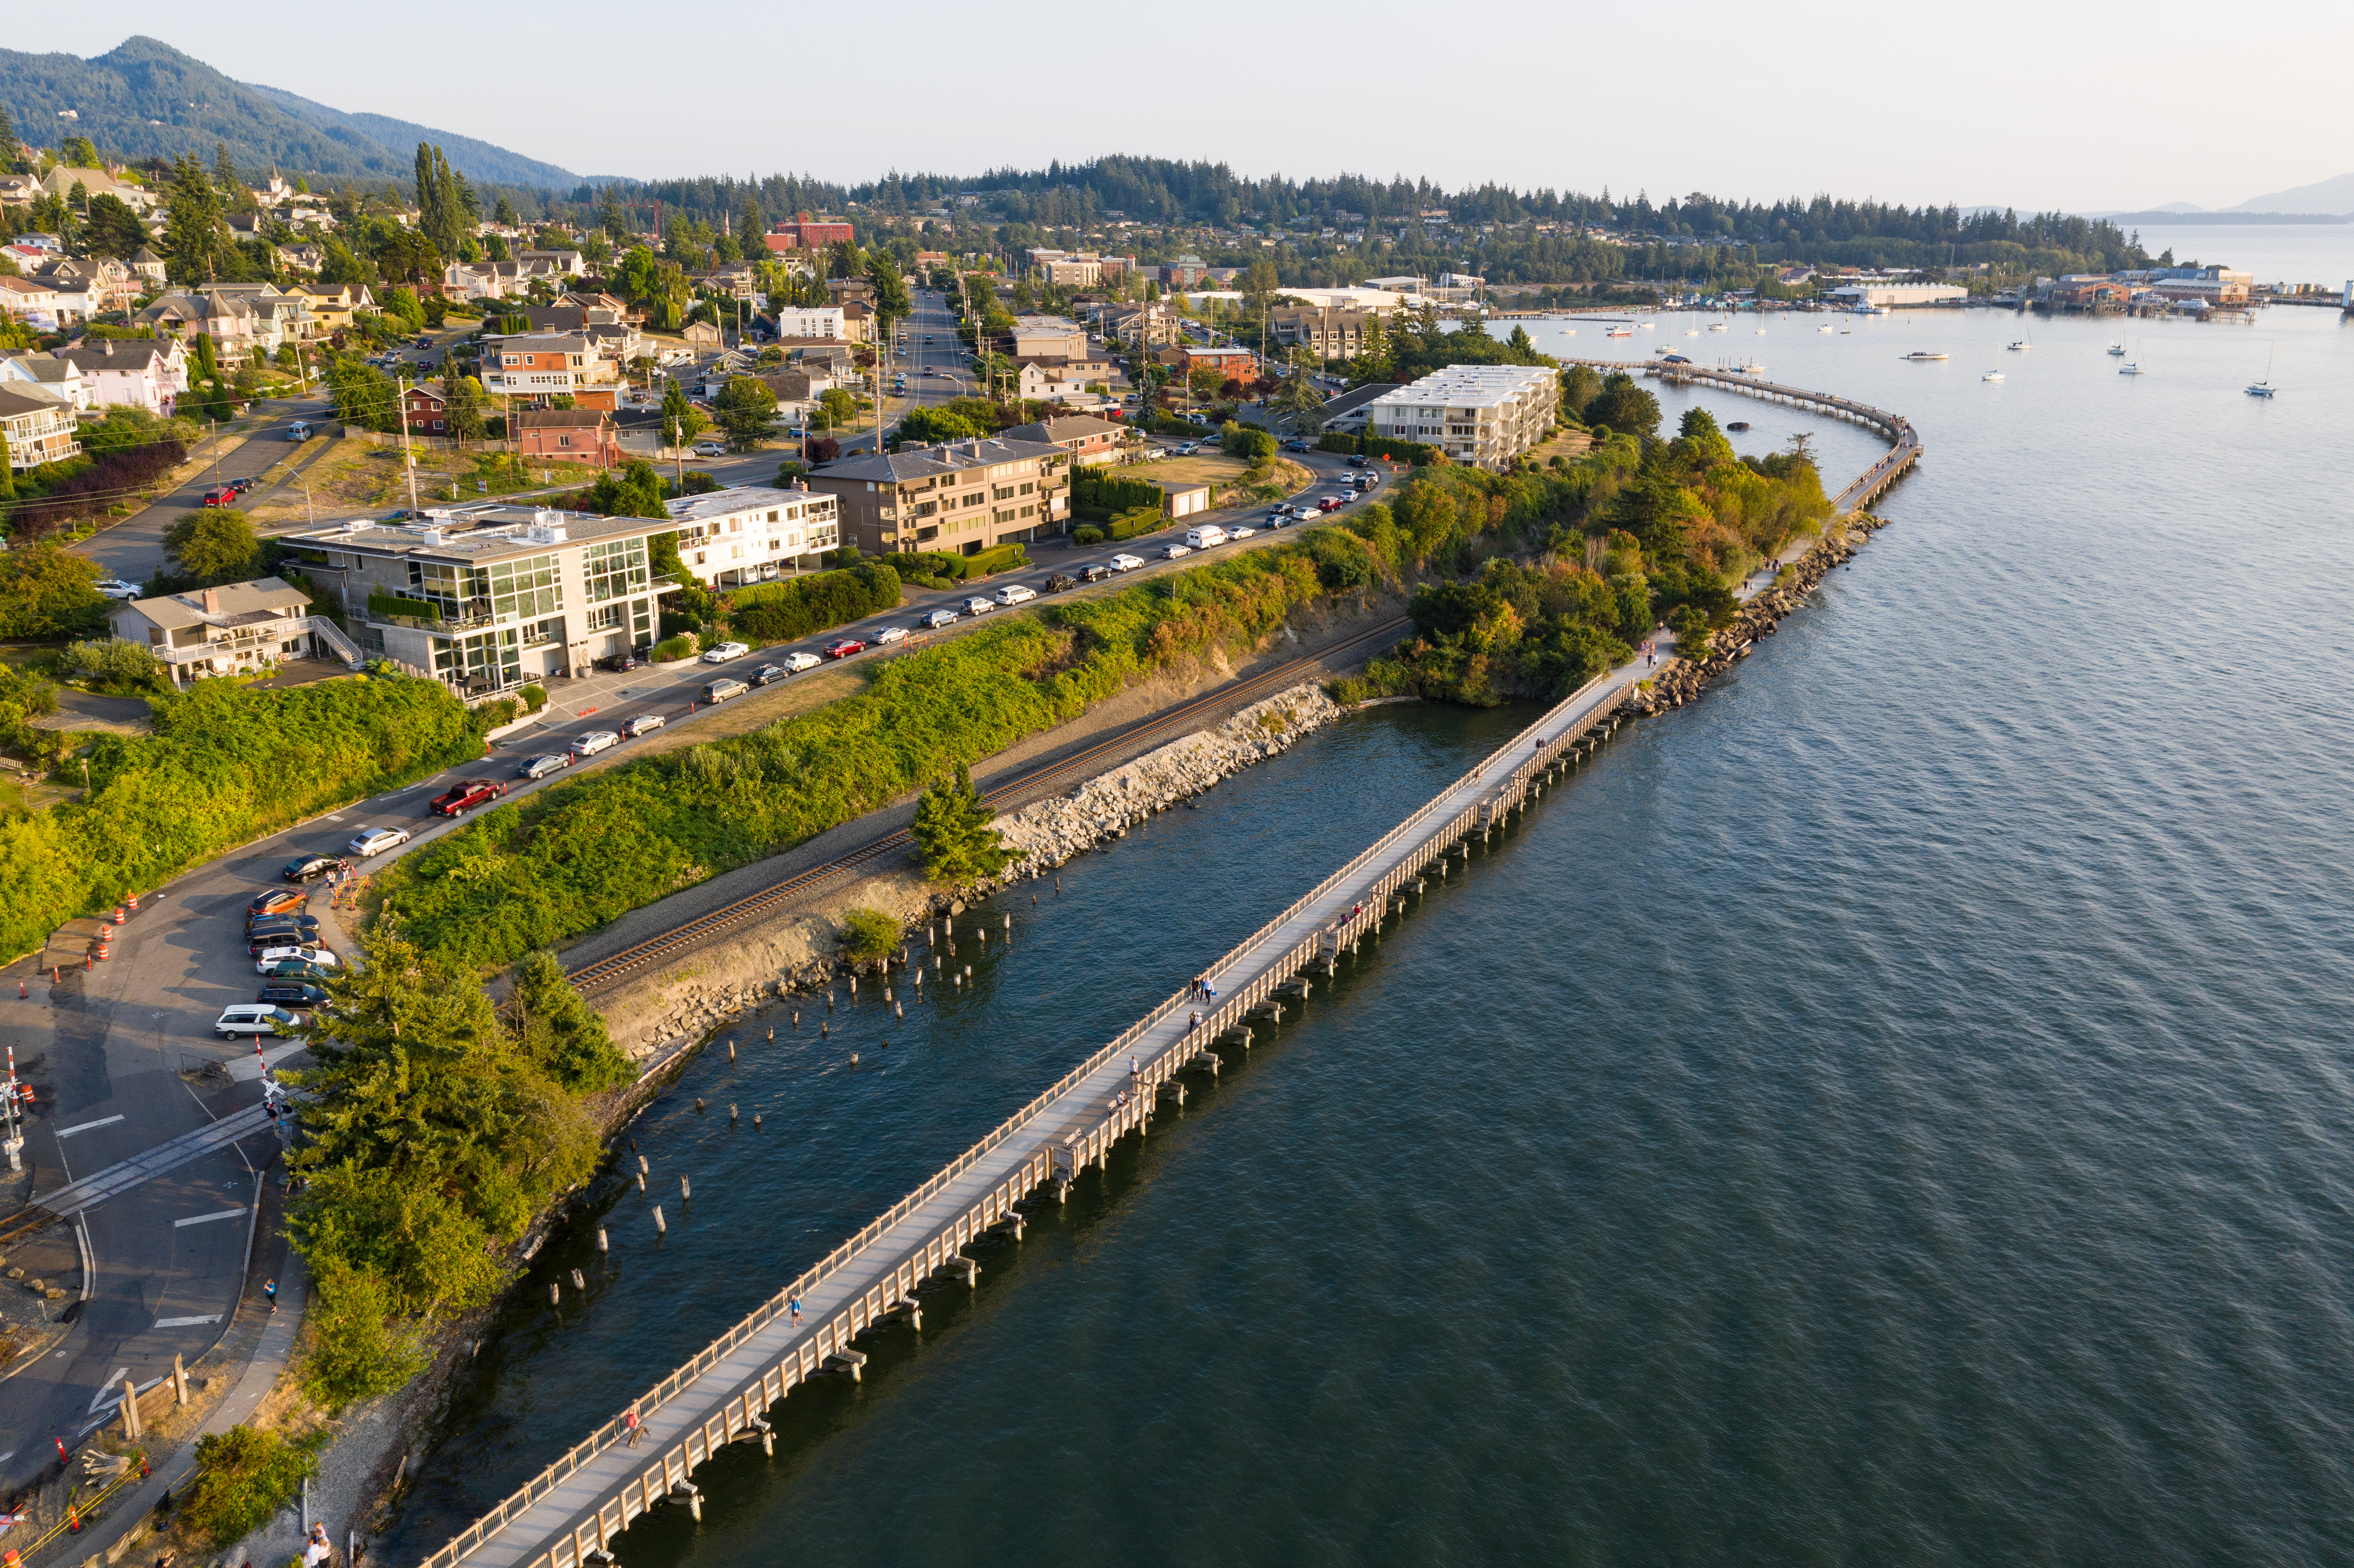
[1072,467,1165,516]
[0,676,482,963]
[1319,430,1436,464]
[726,561,902,643]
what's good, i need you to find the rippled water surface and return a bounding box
[391,307,2354,1567]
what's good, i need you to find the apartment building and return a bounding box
[480,332,622,410]
[1010,315,1088,361]
[281,504,680,689]
[763,213,855,252]
[772,305,847,341]
[663,485,842,588]
[1365,364,1559,470]
[107,578,336,688]
[1269,306,1373,359]
[806,437,1069,555]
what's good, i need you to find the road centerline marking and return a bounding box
[56,1115,126,1139]
[173,1207,247,1229]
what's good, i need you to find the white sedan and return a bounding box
[256,945,340,974]
[702,642,750,663]
[573,731,620,756]
[94,578,143,601]
[346,827,411,858]
[782,651,822,672]
[873,625,909,645]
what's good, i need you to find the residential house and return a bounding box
[1000,413,1127,467]
[274,243,326,274]
[34,164,158,215]
[681,321,723,349]
[1365,364,1559,470]
[691,262,758,302]
[137,290,259,349]
[0,352,91,412]
[107,579,335,687]
[825,278,875,309]
[1177,345,1258,381]
[51,338,187,416]
[1010,315,1087,361]
[291,282,374,331]
[34,255,139,313]
[517,408,622,469]
[522,300,642,364]
[806,436,1069,555]
[1099,300,1180,346]
[519,249,587,277]
[442,261,510,302]
[479,331,622,410]
[0,382,82,468]
[1015,361,1096,404]
[241,292,317,350]
[838,298,872,344]
[402,383,449,436]
[0,272,87,330]
[663,484,841,588]
[280,504,683,684]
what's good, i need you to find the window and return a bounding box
[583,537,650,604]
[480,554,560,621]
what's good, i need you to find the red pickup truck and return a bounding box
[430,779,508,816]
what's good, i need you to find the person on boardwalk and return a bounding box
[623,1408,642,1447]
[304,1523,333,1568]
[790,1295,803,1326]
[263,1279,277,1313]
[1188,1009,1201,1033]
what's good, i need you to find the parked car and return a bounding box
[1227,526,1257,541]
[701,677,749,703]
[255,944,339,975]
[246,921,323,957]
[782,650,822,671]
[874,625,908,645]
[572,730,620,757]
[691,442,728,458]
[749,663,789,687]
[262,960,333,984]
[623,713,666,737]
[519,753,571,780]
[598,650,644,673]
[1183,526,1228,550]
[430,779,508,816]
[1043,573,1077,593]
[346,827,411,858]
[256,982,331,1010]
[281,853,341,884]
[246,888,308,923]
[93,578,142,601]
[918,608,960,629]
[961,596,996,617]
[993,583,1037,606]
[201,487,232,507]
[1108,554,1145,572]
[1079,564,1113,584]
[1160,543,1192,560]
[824,638,866,659]
[702,641,750,663]
[215,1003,303,1039]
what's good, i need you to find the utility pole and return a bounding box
[397,376,421,516]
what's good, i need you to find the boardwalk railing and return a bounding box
[421,371,1919,1568]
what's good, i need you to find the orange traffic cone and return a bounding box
[67,1503,80,1534]
[110,906,125,924]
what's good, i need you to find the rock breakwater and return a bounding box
[994,683,1343,878]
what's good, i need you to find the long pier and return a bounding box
[420,376,1921,1568]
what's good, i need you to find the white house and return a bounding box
[53,339,188,417]
[770,306,846,341]
[663,485,842,588]
[0,352,90,412]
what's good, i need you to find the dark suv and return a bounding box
[1044,573,1077,593]
[598,650,644,673]
[257,981,331,1008]
[282,853,342,883]
[247,917,323,955]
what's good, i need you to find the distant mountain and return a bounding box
[2226,171,2354,215]
[0,36,575,190]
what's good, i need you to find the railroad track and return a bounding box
[567,614,1413,992]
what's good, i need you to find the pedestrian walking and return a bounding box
[1188,1009,1202,1033]
[304,1522,333,1568]
[263,1279,278,1313]
[623,1408,642,1447]
[790,1295,803,1326]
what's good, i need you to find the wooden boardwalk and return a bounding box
[421,374,1920,1568]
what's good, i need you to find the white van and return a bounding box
[216,1003,301,1038]
[1183,526,1228,550]
[993,583,1037,606]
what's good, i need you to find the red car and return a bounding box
[824,638,865,660]
[202,487,233,507]
[430,779,508,817]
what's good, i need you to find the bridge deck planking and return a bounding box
[429,374,1921,1568]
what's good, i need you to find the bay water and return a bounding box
[388,305,2354,1566]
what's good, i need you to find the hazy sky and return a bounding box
[16,1,2353,213]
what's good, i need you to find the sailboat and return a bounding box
[1817,323,1835,332]
[1982,369,2004,381]
[2117,344,2145,376]
[2106,341,2127,356]
[2006,331,2033,352]
[2245,344,2278,397]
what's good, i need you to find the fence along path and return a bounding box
[426,379,1919,1568]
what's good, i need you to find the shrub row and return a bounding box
[1072,467,1165,515]
[726,561,902,643]
[1317,431,1439,465]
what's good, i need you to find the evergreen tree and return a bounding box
[212,143,240,199]
[508,950,632,1092]
[163,153,226,284]
[441,374,486,442]
[911,764,1012,883]
[413,143,441,247]
[0,106,16,168]
[0,426,13,501]
[495,193,518,227]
